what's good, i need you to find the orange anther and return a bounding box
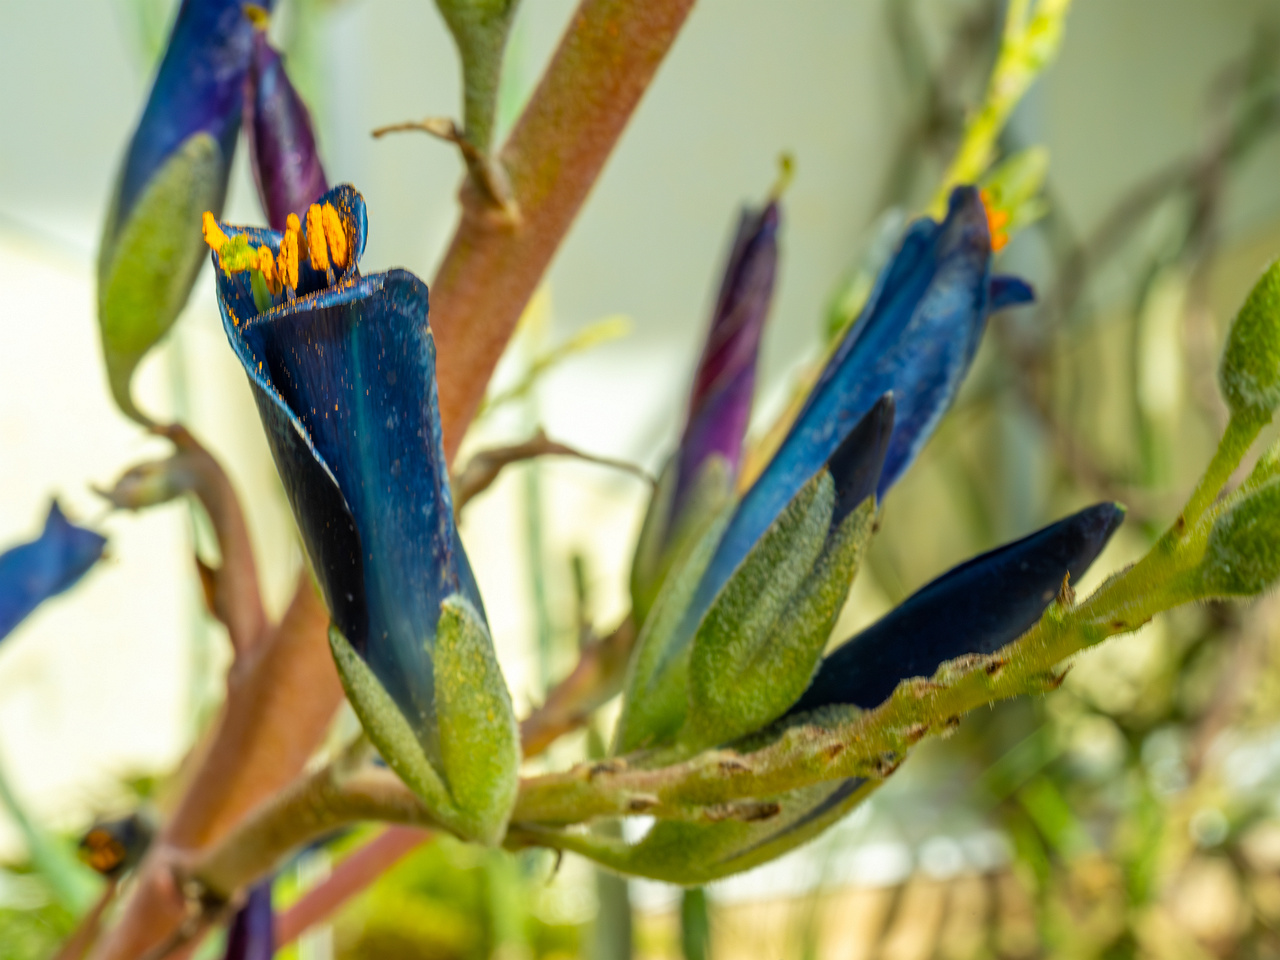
[305,203,330,273]
[980,190,1010,253]
[257,245,282,296]
[280,214,301,291]
[201,211,229,253]
[321,204,348,269]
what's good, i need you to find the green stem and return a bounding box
[1178,413,1263,532]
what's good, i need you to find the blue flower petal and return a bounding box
[0,502,106,642]
[682,188,1006,647]
[117,0,275,226]
[215,186,474,763]
[827,392,893,528]
[788,502,1125,714]
[989,275,1036,312]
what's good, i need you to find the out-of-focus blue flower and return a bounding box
[672,201,779,518]
[678,187,1034,670]
[99,0,276,423]
[0,502,106,642]
[210,184,518,843]
[222,879,273,960]
[244,13,328,231]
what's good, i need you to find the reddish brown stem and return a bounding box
[162,425,268,659]
[88,578,342,960]
[276,826,432,947]
[432,0,699,459]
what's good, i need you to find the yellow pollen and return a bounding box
[201,211,229,253]
[257,246,282,296]
[305,203,330,273]
[321,203,348,269]
[243,3,270,30]
[280,215,301,290]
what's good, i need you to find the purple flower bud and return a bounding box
[245,26,327,231]
[222,879,274,960]
[672,201,780,515]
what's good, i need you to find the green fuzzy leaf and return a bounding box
[1219,259,1280,423]
[630,455,734,630]
[329,625,455,822]
[434,596,521,845]
[1191,478,1280,598]
[615,490,734,755]
[682,492,875,753]
[97,132,225,424]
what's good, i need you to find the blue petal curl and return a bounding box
[0,502,106,642]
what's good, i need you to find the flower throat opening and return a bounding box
[202,203,350,314]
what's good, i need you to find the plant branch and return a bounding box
[275,825,433,947]
[454,430,653,512]
[98,424,268,660]
[430,0,699,460]
[87,576,343,960]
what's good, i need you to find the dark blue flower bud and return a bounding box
[98,0,276,423]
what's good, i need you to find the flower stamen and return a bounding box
[202,211,230,254]
[321,203,348,269]
[280,214,301,295]
[305,203,330,274]
[979,189,1010,253]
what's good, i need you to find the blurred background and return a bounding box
[7,0,1280,956]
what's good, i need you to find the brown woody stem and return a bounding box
[431,0,699,460]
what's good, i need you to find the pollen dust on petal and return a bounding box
[305,204,330,273]
[979,189,1010,253]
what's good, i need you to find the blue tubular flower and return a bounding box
[0,502,106,642]
[99,0,275,423]
[580,503,1125,886]
[632,187,1034,731]
[210,184,518,844]
[244,15,328,231]
[790,501,1126,715]
[222,879,273,960]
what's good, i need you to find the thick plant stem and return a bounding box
[431,0,699,459]
[88,578,342,960]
